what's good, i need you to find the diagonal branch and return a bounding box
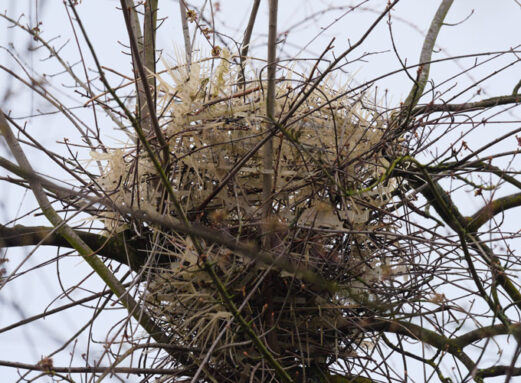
[0,108,178,357]
[467,192,521,232]
[402,0,453,110]
[238,0,261,87]
[454,323,521,348]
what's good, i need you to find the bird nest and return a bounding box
[93,51,403,374]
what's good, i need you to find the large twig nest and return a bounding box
[93,51,405,372]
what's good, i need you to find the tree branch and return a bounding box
[477,365,521,379]
[179,0,192,66]
[0,108,178,358]
[467,192,521,232]
[0,359,188,375]
[413,94,521,115]
[406,167,521,315]
[403,0,453,110]
[238,0,261,87]
[0,224,147,271]
[140,0,158,134]
[0,288,116,334]
[389,0,454,137]
[454,323,521,348]
[120,0,168,164]
[348,318,475,371]
[262,0,278,237]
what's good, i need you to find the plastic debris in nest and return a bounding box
[92,50,404,371]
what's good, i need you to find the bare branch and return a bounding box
[262,0,278,235]
[179,0,192,65]
[238,0,261,87]
[467,192,521,232]
[0,359,189,375]
[413,94,521,114]
[403,0,454,109]
[0,108,176,355]
[0,224,146,270]
[120,0,169,164]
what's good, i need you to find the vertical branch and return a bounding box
[179,0,192,66]
[120,0,169,164]
[124,0,143,47]
[403,0,453,110]
[262,0,280,358]
[238,0,261,87]
[123,0,147,131]
[124,0,158,143]
[143,0,157,75]
[142,0,158,130]
[263,0,278,234]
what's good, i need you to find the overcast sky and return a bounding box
[1,1,521,382]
